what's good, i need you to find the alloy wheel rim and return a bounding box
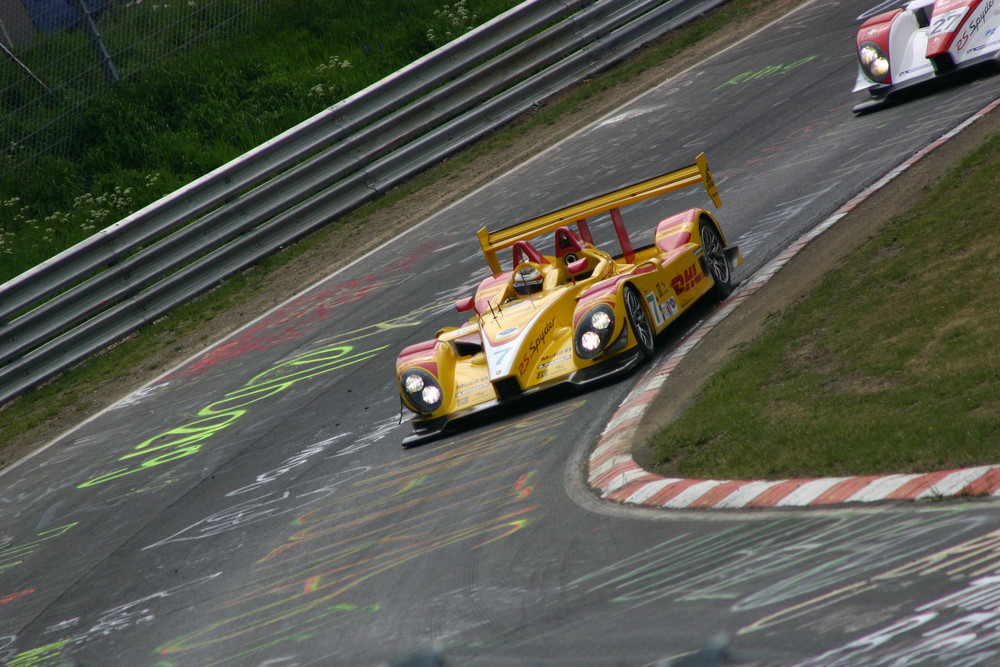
[702,227,730,284]
[626,288,653,350]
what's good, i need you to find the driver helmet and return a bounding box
[513,265,544,295]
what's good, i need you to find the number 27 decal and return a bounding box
[929,9,966,36]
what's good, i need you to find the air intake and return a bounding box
[492,377,523,401]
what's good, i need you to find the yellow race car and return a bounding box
[396,154,741,445]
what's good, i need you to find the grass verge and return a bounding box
[0,0,518,280]
[649,131,1000,479]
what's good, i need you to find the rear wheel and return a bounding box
[624,284,654,360]
[700,218,733,299]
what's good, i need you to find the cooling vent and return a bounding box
[453,340,482,357]
[492,377,523,401]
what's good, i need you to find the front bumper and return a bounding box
[400,349,644,446]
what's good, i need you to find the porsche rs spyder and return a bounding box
[853,0,1000,111]
[395,154,741,445]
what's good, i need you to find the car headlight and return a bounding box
[399,369,443,414]
[574,305,615,359]
[858,41,890,83]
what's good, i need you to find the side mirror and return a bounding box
[567,257,590,275]
[456,296,475,313]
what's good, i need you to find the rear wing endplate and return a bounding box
[477,153,721,275]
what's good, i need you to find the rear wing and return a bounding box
[477,153,721,275]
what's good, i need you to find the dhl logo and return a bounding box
[670,263,704,295]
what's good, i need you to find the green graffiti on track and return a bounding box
[78,343,387,489]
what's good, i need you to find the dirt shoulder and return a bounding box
[4,0,995,473]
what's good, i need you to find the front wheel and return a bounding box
[624,284,654,360]
[700,218,733,299]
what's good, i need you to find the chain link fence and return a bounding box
[1,0,265,168]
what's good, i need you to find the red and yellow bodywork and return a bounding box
[395,154,741,444]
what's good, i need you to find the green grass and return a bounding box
[0,0,516,281]
[649,133,1000,479]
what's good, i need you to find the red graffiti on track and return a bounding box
[164,241,445,380]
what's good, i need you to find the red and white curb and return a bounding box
[588,97,1000,509]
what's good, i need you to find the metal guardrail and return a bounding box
[0,0,729,406]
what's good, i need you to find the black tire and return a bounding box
[623,284,654,360]
[700,218,733,299]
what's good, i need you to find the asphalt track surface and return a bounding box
[2,0,1000,665]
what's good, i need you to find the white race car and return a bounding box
[853,0,1000,111]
